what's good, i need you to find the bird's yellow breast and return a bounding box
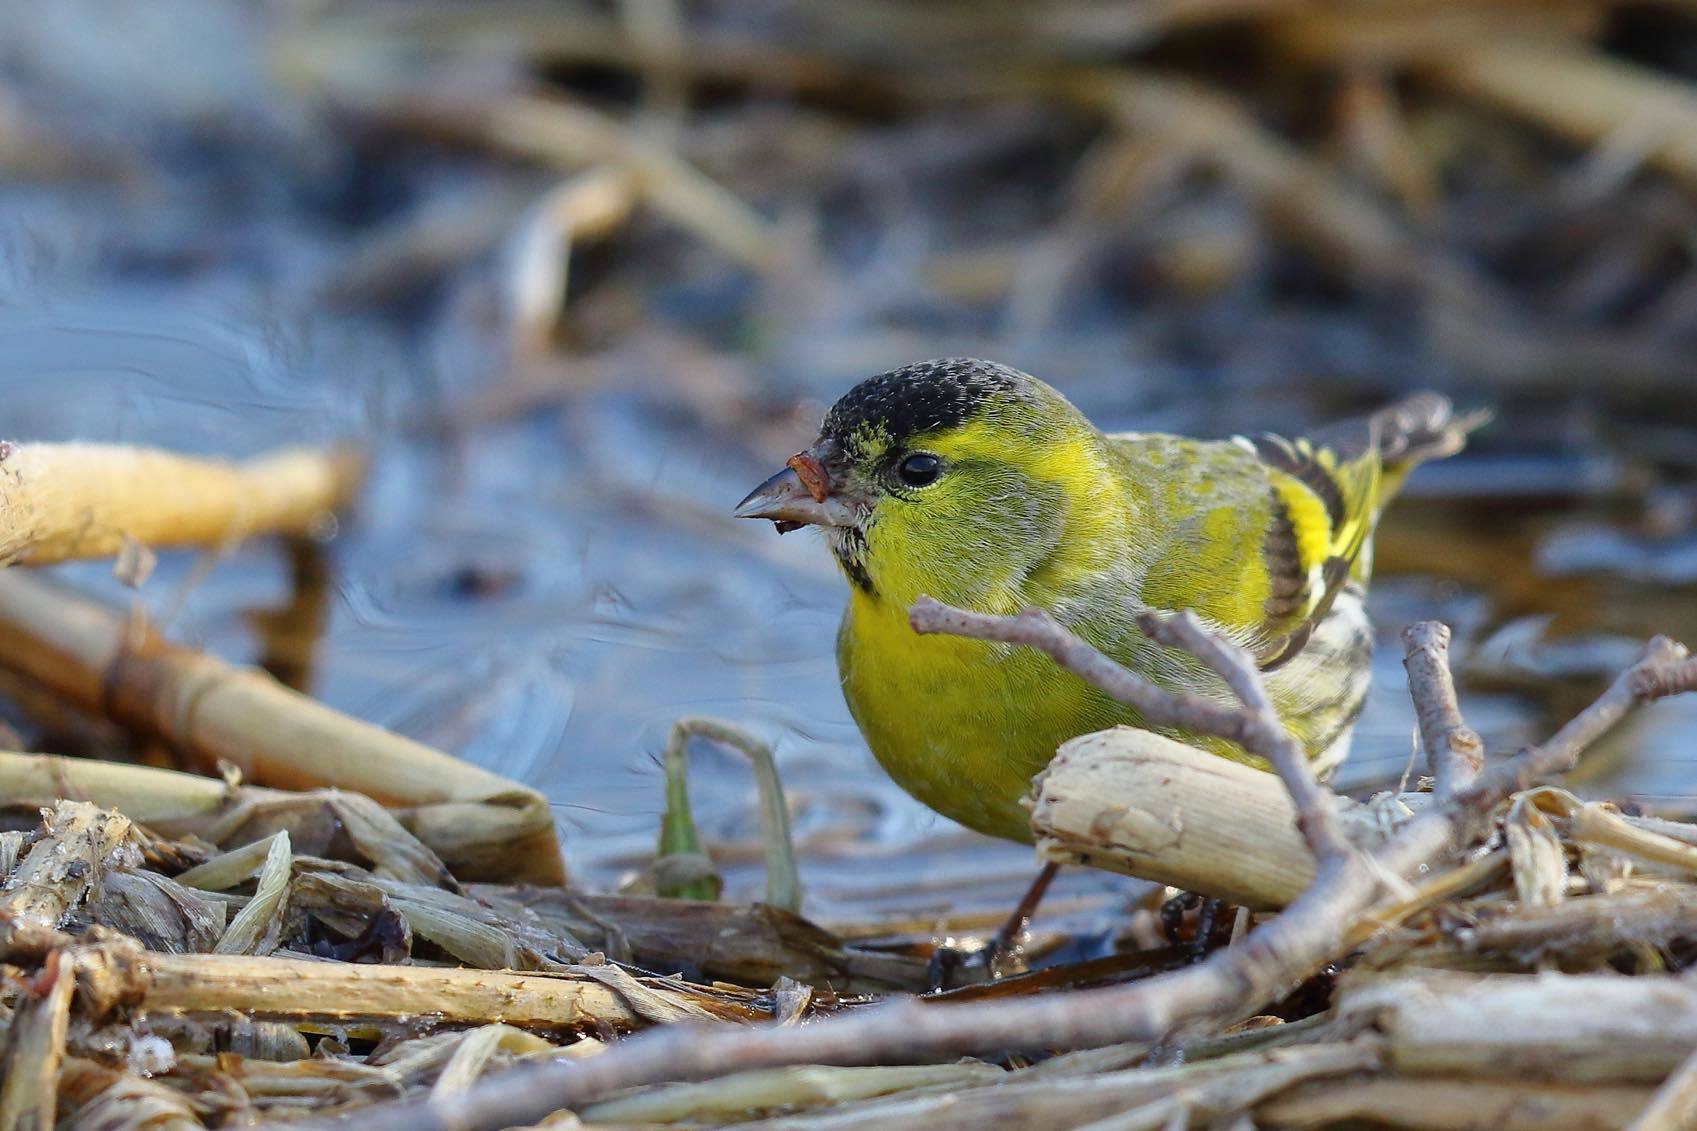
[836,586,1130,841]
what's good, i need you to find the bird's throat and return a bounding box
[826,526,876,595]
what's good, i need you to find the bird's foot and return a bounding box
[924,863,1062,991]
[922,929,1034,992]
[1159,890,1230,963]
[924,934,993,992]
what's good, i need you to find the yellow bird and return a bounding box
[736,359,1483,846]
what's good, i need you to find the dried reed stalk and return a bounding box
[503,166,636,364]
[57,1056,201,1131]
[1260,1075,1651,1131]
[0,442,363,565]
[0,949,76,1131]
[576,1063,1005,1125]
[301,609,1694,1131]
[0,752,463,892]
[0,750,230,830]
[1630,1044,1697,1131]
[483,888,926,993]
[723,1041,1379,1131]
[1051,69,1418,282]
[1028,727,1323,909]
[1427,39,1697,191]
[342,83,778,271]
[0,574,562,884]
[1346,969,1697,1082]
[138,953,710,1034]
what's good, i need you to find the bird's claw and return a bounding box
[922,928,1033,993]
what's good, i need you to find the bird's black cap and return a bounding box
[821,358,1024,452]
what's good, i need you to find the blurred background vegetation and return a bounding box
[3,0,1695,934]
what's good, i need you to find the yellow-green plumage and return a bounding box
[739,360,1485,843]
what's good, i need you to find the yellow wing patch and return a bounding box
[1246,432,1382,670]
[1264,468,1333,575]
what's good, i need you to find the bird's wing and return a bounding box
[1245,392,1488,670]
[1239,425,1381,671]
[1122,393,1485,673]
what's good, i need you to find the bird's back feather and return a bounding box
[1118,393,1486,672]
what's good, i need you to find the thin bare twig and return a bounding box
[265,624,1694,1131]
[1451,638,1692,837]
[1401,621,1484,801]
[1634,657,1697,702]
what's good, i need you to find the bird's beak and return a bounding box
[734,451,862,532]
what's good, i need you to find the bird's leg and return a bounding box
[923,943,969,993]
[1190,896,1222,964]
[1158,891,1231,961]
[986,861,1060,978]
[922,862,1062,990]
[1159,890,1201,943]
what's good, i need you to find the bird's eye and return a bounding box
[897,452,942,487]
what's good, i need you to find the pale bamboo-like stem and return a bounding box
[0,574,563,884]
[0,801,133,945]
[1569,804,1697,876]
[1629,1043,1697,1131]
[1355,970,1697,1082]
[139,953,646,1034]
[0,751,468,891]
[0,442,363,565]
[0,750,231,830]
[603,1042,1377,1131]
[1261,1076,1652,1131]
[577,1063,1004,1125]
[1446,886,1697,960]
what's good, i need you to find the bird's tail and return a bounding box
[1369,393,1491,511]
